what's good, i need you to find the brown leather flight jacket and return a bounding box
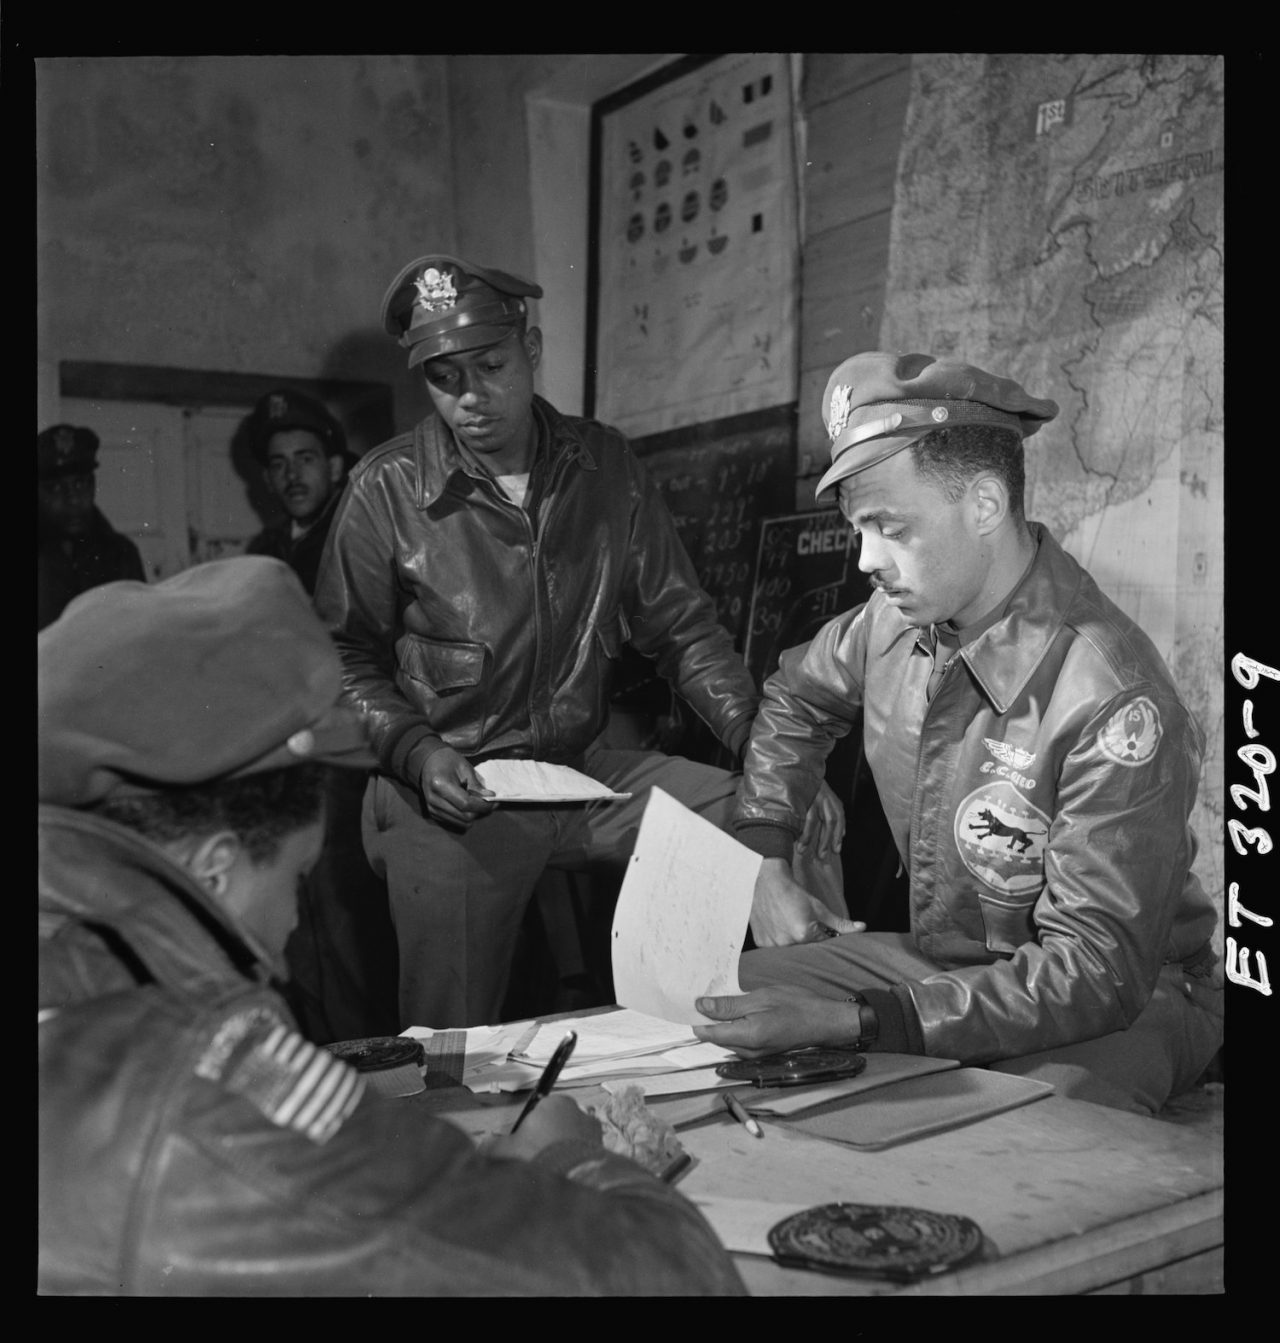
[735,524,1220,1064]
[38,807,746,1296]
[313,398,758,784]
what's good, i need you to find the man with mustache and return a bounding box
[246,388,353,597]
[314,254,850,1031]
[694,351,1223,1115]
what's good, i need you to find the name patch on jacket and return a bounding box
[1096,696,1162,767]
[198,1012,365,1144]
[954,782,1051,897]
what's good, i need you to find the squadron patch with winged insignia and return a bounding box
[211,1018,366,1144]
[1096,696,1163,767]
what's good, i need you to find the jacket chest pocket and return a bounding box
[398,635,488,749]
[976,891,1039,956]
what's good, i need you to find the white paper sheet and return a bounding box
[472,759,631,802]
[601,1062,739,1098]
[688,1197,813,1257]
[610,787,760,1026]
[401,1022,540,1093]
[513,1008,699,1067]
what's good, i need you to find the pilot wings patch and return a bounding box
[983,738,1036,770]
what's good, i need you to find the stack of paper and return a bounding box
[404,1011,736,1094]
[511,1010,735,1087]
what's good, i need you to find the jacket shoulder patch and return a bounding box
[217,1021,365,1144]
[1096,696,1162,767]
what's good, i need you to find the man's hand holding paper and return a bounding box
[611,788,759,1025]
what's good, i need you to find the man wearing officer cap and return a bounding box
[38,556,745,1296]
[38,423,145,630]
[314,253,849,1030]
[693,351,1223,1115]
[245,388,354,596]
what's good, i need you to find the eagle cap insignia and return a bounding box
[827,384,853,442]
[1097,696,1163,767]
[413,266,458,314]
[54,427,77,459]
[984,737,1036,769]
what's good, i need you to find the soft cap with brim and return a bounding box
[815,351,1059,499]
[38,556,376,807]
[38,424,100,479]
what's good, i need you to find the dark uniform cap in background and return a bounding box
[815,352,1059,499]
[38,425,100,480]
[380,254,543,369]
[38,555,376,808]
[247,388,348,466]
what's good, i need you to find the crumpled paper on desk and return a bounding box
[587,1084,686,1178]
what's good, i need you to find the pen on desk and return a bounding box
[509,1030,577,1133]
[722,1089,763,1139]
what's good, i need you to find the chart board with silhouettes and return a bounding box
[591,53,799,440]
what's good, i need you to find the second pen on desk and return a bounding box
[722,1089,763,1138]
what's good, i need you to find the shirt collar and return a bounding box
[935,538,1039,651]
[894,525,1077,712]
[957,524,1082,713]
[415,396,595,508]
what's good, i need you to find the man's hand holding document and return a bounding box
[610,786,760,1025]
[455,789,759,1096]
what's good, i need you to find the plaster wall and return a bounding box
[37,54,456,431]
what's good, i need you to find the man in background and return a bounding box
[245,388,352,595]
[38,423,146,630]
[38,556,744,1296]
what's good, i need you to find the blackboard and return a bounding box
[743,507,905,930]
[633,405,797,651]
[744,508,874,688]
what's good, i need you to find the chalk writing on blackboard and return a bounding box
[636,419,795,650]
[744,509,873,688]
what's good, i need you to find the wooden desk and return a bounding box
[408,1046,1223,1295]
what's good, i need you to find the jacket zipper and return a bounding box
[523,444,575,756]
[906,649,961,901]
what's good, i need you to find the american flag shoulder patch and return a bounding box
[220,1021,366,1144]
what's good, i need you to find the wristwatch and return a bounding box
[842,992,879,1050]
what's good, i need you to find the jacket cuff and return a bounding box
[731,822,796,862]
[860,987,926,1055]
[723,714,754,760]
[391,727,447,788]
